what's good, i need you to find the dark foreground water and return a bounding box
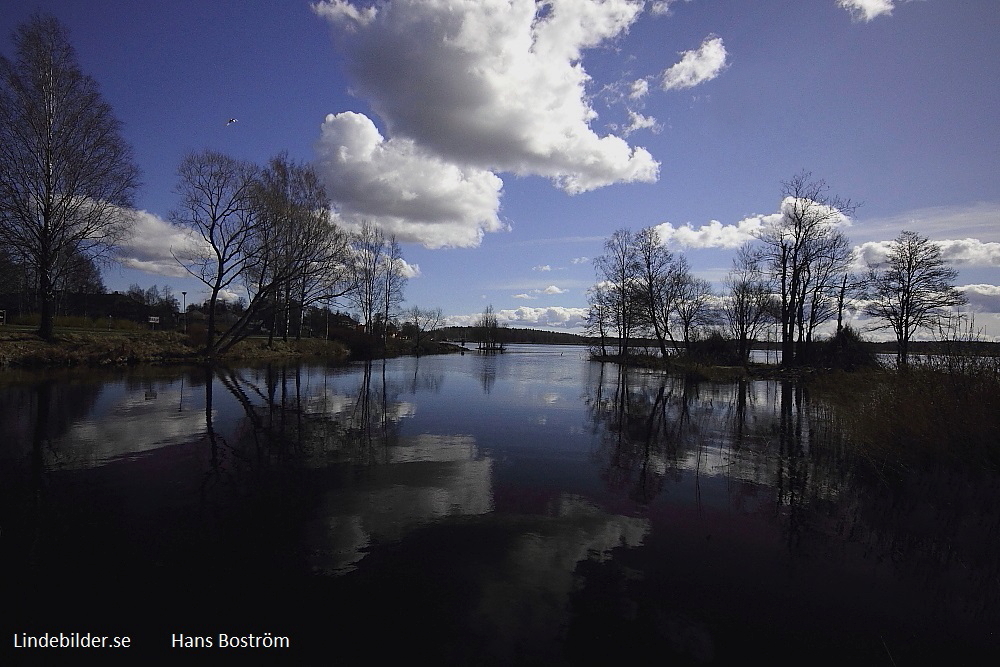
[2,344,998,664]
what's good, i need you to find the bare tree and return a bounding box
[244,153,352,345]
[170,150,260,354]
[476,304,502,352]
[799,227,853,351]
[403,305,444,355]
[865,230,967,368]
[633,226,678,358]
[834,269,869,335]
[593,228,639,357]
[673,274,716,350]
[723,243,774,365]
[347,221,385,335]
[585,283,613,358]
[380,234,407,346]
[0,14,140,339]
[754,171,857,366]
[346,221,407,348]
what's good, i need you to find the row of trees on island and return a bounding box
[588,172,968,369]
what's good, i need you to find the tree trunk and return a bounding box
[38,268,55,341]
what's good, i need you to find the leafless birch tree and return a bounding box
[0,14,140,339]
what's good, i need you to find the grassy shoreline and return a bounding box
[808,364,1000,472]
[590,349,999,472]
[0,329,471,368]
[0,330,354,368]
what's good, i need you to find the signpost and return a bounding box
[149,316,159,330]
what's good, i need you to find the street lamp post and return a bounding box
[181,292,187,333]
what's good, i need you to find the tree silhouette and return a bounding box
[0,14,140,339]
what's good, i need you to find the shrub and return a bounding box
[685,330,743,366]
[186,322,207,348]
[815,325,881,371]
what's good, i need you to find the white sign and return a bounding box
[148,316,160,324]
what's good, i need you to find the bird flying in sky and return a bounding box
[226,118,238,125]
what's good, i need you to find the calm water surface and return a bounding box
[2,344,998,663]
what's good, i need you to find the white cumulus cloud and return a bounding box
[629,78,649,100]
[395,258,422,279]
[311,0,377,28]
[661,36,727,91]
[650,0,691,16]
[514,285,569,298]
[119,210,202,278]
[656,197,851,249]
[315,112,505,248]
[936,239,1000,266]
[654,216,766,249]
[837,0,900,22]
[312,0,659,247]
[498,306,589,329]
[623,110,660,135]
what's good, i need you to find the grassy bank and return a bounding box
[0,330,351,368]
[0,328,469,368]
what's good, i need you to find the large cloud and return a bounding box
[118,210,200,278]
[660,36,727,91]
[312,0,659,246]
[316,112,505,248]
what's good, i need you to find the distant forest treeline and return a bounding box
[437,326,591,346]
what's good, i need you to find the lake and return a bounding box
[2,344,998,663]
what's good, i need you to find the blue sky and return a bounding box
[3,1,998,338]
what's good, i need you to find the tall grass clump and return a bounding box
[817,316,1000,471]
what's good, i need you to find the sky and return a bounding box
[2,0,998,339]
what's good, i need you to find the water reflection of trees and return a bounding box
[585,363,707,503]
[477,353,498,394]
[0,377,102,567]
[584,362,1000,635]
[209,359,447,470]
[0,374,104,463]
